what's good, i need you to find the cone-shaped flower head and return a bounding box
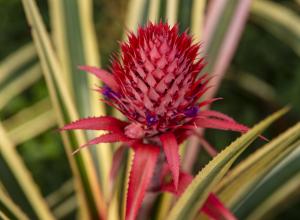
[97,23,207,138]
[63,22,250,220]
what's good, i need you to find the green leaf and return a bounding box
[233,143,300,219]
[46,179,74,208]
[49,0,113,201]
[148,0,160,22]
[3,98,55,145]
[52,194,77,219]
[216,122,300,207]
[183,0,252,173]
[0,64,42,110]
[0,186,29,220]
[204,0,238,71]
[123,0,147,38]
[47,180,76,219]
[0,43,36,85]
[190,0,206,43]
[21,0,107,218]
[203,0,251,100]
[166,107,289,220]
[49,0,100,117]
[166,0,179,26]
[0,123,55,220]
[246,169,300,220]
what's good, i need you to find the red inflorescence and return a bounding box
[63,22,248,220]
[102,23,207,138]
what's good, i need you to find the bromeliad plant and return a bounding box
[2,1,299,220]
[62,22,251,220]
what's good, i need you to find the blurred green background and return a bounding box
[0,0,299,219]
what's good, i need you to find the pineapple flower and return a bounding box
[62,22,248,220]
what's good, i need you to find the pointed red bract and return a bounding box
[73,133,131,155]
[199,110,236,122]
[202,193,237,220]
[61,116,127,133]
[202,205,220,220]
[110,145,127,182]
[194,117,248,133]
[160,132,180,190]
[160,170,193,196]
[158,171,237,220]
[198,97,223,108]
[85,133,131,145]
[126,143,160,220]
[79,65,119,92]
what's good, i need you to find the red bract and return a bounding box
[62,22,247,220]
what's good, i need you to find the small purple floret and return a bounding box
[184,106,199,117]
[102,86,118,99]
[146,114,158,126]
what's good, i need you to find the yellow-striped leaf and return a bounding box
[216,122,300,207]
[166,107,289,220]
[21,0,107,218]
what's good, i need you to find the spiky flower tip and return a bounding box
[62,22,248,220]
[112,23,206,138]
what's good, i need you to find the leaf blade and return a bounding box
[166,107,289,220]
[233,145,300,219]
[21,0,107,218]
[126,144,160,220]
[0,186,30,220]
[0,123,55,220]
[160,132,180,190]
[216,122,300,207]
